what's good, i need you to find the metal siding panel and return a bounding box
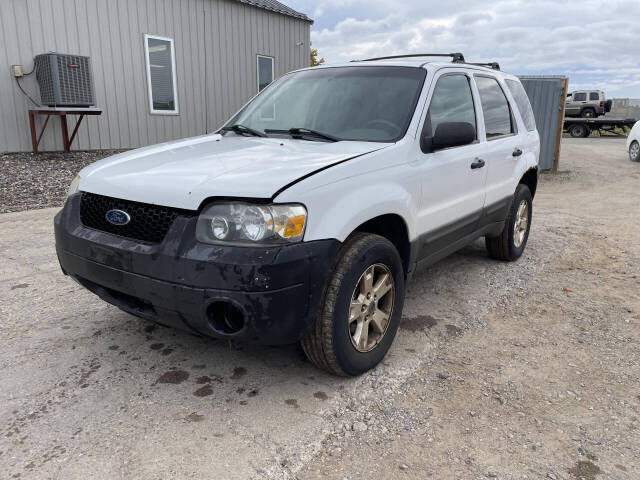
[40,0,57,54]
[0,1,17,151]
[114,0,138,147]
[96,0,123,149]
[177,0,190,138]
[231,1,241,119]
[203,0,213,132]
[66,0,92,149]
[209,0,225,130]
[167,0,178,141]
[139,0,156,145]
[154,0,166,143]
[520,77,565,170]
[250,4,258,97]
[222,0,233,121]
[168,0,181,141]
[210,0,221,127]
[13,0,37,152]
[84,0,109,149]
[196,0,207,134]
[145,0,161,144]
[107,0,131,148]
[123,0,145,147]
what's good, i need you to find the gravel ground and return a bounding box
[0,138,638,479]
[0,151,120,213]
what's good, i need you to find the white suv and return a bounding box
[55,53,540,376]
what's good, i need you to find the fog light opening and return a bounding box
[207,301,245,335]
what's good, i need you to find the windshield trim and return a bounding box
[221,65,428,144]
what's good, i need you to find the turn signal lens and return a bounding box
[283,215,306,238]
[196,203,307,246]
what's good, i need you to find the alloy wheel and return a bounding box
[513,200,529,248]
[348,264,395,352]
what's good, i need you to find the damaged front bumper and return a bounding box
[54,194,339,345]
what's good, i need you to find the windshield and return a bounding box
[226,66,427,142]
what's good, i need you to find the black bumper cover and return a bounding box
[55,194,340,345]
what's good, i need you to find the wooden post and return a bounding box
[28,111,38,154]
[552,77,569,173]
[69,114,85,146]
[60,114,70,152]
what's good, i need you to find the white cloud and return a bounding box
[289,0,640,97]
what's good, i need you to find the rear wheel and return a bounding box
[485,184,532,262]
[301,233,405,376]
[630,140,640,162]
[581,108,596,118]
[569,124,589,138]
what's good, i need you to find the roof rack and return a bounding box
[468,62,501,71]
[354,52,466,63]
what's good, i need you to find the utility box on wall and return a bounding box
[35,53,95,107]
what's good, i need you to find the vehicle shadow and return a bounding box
[93,237,494,392]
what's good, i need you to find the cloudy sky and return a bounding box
[286,0,640,97]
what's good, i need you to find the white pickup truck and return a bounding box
[55,53,540,376]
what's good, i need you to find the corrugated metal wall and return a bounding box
[519,76,568,171]
[0,0,310,153]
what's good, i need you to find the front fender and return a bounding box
[313,183,416,243]
[277,176,419,243]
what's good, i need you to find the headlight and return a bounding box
[196,202,307,246]
[67,175,81,198]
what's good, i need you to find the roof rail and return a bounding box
[354,52,466,63]
[468,62,501,71]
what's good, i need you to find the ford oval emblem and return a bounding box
[105,209,131,226]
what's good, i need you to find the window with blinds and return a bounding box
[144,34,179,114]
[257,55,274,92]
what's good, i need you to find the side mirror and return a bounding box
[421,122,476,153]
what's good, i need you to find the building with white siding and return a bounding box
[0,0,312,152]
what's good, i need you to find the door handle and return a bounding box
[470,158,485,169]
[512,148,523,157]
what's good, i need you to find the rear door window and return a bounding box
[506,79,536,132]
[423,74,476,138]
[475,76,514,139]
[589,92,599,101]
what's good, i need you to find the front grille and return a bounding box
[80,192,194,244]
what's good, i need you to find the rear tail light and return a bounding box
[600,101,604,107]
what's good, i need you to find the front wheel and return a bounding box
[630,140,640,162]
[301,233,405,376]
[485,184,533,261]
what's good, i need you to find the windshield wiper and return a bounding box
[264,127,340,142]
[220,124,267,137]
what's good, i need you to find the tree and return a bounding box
[310,45,325,67]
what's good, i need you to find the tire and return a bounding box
[581,108,596,118]
[569,124,589,138]
[630,140,640,162]
[485,184,533,262]
[301,233,405,376]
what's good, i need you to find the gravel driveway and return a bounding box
[0,150,119,214]
[0,138,638,479]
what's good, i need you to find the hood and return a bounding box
[78,134,387,210]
